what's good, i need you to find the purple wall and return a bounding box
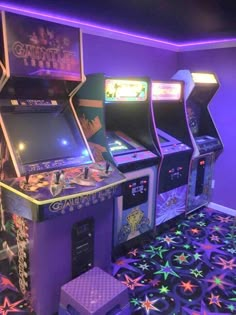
[177,48,236,210]
[83,34,177,79]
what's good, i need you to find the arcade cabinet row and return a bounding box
[0,11,223,315]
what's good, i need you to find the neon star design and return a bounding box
[0,297,24,315]
[227,248,236,254]
[208,292,222,308]
[179,280,198,292]
[215,257,236,270]
[141,295,160,314]
[159,285,169,294]
[148,278,160,287]
[190,228,200,234]
[154,261,180,280]
[209,225,227,235]
[138,263,149,271]
[161,235,176,246]
[196,221,206,227]
[215,215,233,223]
[175,230,182,235]
[145,245,168,259]
[193,239,226,259]
[183,244,191,249]
[199,213,205,217]
[121,274,145,290]
[194,253,202,260]
[112,257,140,275]
[206,273,233,291]
[190,268,203,278]
[227,304,235,312]
[128,248,138,256]
[210,234,220,242]
[0,275,18,293]
[174,253,189,264]
[182,300,231,315]
[130,297,140,306]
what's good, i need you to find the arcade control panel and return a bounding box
[107,131,158,172]
[195,135,222,154]
[0,161,126,221]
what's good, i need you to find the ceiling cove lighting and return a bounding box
[0,3,236,52]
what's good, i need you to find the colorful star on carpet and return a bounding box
[159,285,169,294]
[174,253,189,264]
[148,277,160,287]
[138,263,149,271]
[0,297,24,315]
[215,215,233,224]
[190,228,200,234]
[206,273,233,291]
[154,261,180,280]
[128,248,138,256]
[140,295,160,314]
[0,274,18,293]
[145,245,168,259]
[190,268,203,278]
[161,235,177,246]
[193,239,226,259]
[179,280,198,293]
[121,274,145,290]
[112,257,140,275]
[209,225,228,235]
[182,301,231,315]
[208,292,222,308]
[210,234,220,242]
[215,256,236,270]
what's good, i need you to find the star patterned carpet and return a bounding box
[112,208,236,315]
[0,207,235,314]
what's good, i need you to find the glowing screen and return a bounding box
[152,82,182,101]
[2,109,92,165]
[105,79,148,102]
[191,73,217,84]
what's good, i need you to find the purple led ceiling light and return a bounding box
[0,2,236,51]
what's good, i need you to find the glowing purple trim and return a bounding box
[0,3,236,49]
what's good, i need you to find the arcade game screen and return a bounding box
[106,132,136,155]
[1,107,92,167]
[105,79,148,102]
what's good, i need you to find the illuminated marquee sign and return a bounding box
[105,79,148,102]
[191,73,217,84]
[2,11,82,81]
[152,82,182,101]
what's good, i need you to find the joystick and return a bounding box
[75,166,96,187]
[55,171,61,185]
[25,173,30,184]
[84,167,89,179]
[105,161,110,174]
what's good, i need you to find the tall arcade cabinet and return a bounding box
[173,71,223,213]
[0,11,125,315]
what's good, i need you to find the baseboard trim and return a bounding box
[208,202,236,216]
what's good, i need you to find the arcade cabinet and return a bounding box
[151,81,193,225]
[172,71,223,213]
[0,12,125,315]
[74,74,159,256]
